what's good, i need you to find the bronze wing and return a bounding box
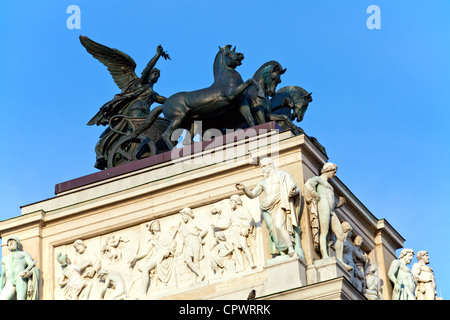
[80,35,139,91]
[80,36,141,126]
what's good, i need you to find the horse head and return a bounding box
[214,45,245,79]
[293,91,312,122]
[253,61,286,97]
[222,45,244,68]
[271,86,312,123]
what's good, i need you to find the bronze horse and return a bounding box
[271,86,313,123]
[191,61,313,137]
[161,45,258,149]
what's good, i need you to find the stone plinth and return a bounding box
[310,257,351,283]
[259,276,366,300]
[263,255,307,295]
[0,123,404,300]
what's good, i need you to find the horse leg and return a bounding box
[238,99,257,127]
[182,121,199,146]
[252,105,266,125]
[162,117,184,150]
[266,113,302,135]
[162,99,189,149]
[226,78,255,101]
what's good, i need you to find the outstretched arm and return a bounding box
[129,244,154,267]
[155,94,167,104]
[140,45,169,84]
[235,182,263,199]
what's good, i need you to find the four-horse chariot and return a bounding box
[81,36,315,170]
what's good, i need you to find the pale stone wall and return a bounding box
[53,196,265,300]
[0,129,404,300]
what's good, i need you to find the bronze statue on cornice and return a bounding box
[80,36,316,170]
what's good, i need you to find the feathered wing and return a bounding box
[79,35,138,91]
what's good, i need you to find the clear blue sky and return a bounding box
[0,1,448,299]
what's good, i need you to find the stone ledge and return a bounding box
[55,122,282,195]
[258,276,366,300]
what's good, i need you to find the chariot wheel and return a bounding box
[107,134,156,169]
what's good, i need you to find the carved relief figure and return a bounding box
[128,220,178,297]
[304,163,350,270]
[210,204,232,232]
[236,157,304,260]
[228,195,257,271]
[178,208,208,281]
[388,248,416,300]
[365,263,383,300]
[71,240,101,299]
[0,236,39,300]
[412,251,438,300]
[56,252,91,300]
[209,231,234,276]
[98,269,127,300]
[101,235,129,262]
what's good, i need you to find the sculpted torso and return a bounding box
[316,178,334,209]
[180,220,201,238]
[260,175,281,202]
[3,252,31,285]
[398,263,415,289]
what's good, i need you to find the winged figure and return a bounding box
[79,36,170,169]
[79,35,170,126]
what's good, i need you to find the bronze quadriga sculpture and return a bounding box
[80,36,313,169]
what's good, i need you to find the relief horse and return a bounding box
[161,45,258,149]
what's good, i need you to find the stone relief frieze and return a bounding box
[208,231,234,276]
[178,208,208,283]
[101,236,130,262]
[210,195,257,273]
[54,195,263,299]
[128,219,178,296]
[55,239,102,300]
[98,269,127,300]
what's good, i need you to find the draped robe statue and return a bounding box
[236,157,304,260]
